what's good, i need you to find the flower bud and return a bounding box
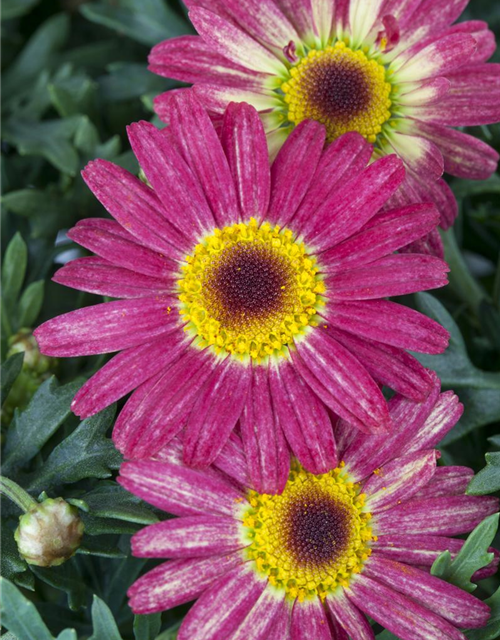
[15,498,84,567]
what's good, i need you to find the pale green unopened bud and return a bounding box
[15,498,84,567]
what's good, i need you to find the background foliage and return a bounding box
[1,1,500,638]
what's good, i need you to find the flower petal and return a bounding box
[291,597,333,639]
[131,515,244,558]
[269,360,338,474]
[413,465,474,498]
[364,556,490,628]
[240,365,290,495]
[383,130,444,181]
[71,331,190,418]
[231,586,286,640]
[221,102,271,221]
[128,553,242,614]
[326,589,374,640]
[34,298,178,357]
[183,359,252,467]
[118,458,244,517]
[177,564,267,640]
[292,329,391,433]
[268,120,326,227]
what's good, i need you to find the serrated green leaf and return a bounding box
[81,482,158,525]
[431,513,499,592]
[3,377,82,474]
[26,405,121,494]
[466,586,500,640]
[3,117,83,176]
[0,520,28,583]
[2,0,42,20]
[2,232,27,314]
[80,0,189,47]
[0,578,54,640]
[31,562,88,611]
[467,453,500,495]
[1,352,24,406]
[18,281,45,328]
[88,596,124,640]
[133,613,162,640]
[414,293,500,443]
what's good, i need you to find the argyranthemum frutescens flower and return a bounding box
[119,379,499,640]
[34,96,450,493]
[150,0,500,254]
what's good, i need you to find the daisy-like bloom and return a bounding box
[34,96,450,492]
[150,0,500,254]
[120,378,499,640]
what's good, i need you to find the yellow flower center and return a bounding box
[242,462,375,601]
[281,42,393,143]
[177,219,325,362]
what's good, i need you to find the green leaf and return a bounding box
[133,613,162,640]
[375,632,400,640]
[100,63,166,102]
[467,453,500,495]
[55,631,77,640]
[3,377,82,474]
[48,71,97,118]
[80,482,158,525]
[414,293,500,443]
[431,513,499,592]
[3,116,83,176]
[0,578,54,640]
[80,0,189,46]
[88,595,124,640]
[1,352,24,406]
[77,536,127,558]
[2,0,42,20]
[156,622,182,640]
[18,280,45,328]
[466,586,500,640]
[31,562,88,611]
[26,405,122,494]
[2,232,27,314]
[0,520,28,583]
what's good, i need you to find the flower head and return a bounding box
[150,0,500,254]
[119,379,499,640]
[15,497,84,567]
[35,97,449,493]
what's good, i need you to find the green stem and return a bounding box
[441,228,485,314]
[0,476,38,512]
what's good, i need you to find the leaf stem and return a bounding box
[0,476,38,512]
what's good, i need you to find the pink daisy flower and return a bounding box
[150,0,500,255]
[119,378,499,640]
[34,97,450,492]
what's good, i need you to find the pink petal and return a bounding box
[413,465,474,499]
[128,553,242,614]
[327,253,449,300]
[183,359,252,467]
[177,564,267,640]
[81,159,188,257]
[364,450,438,512]
[384,131,444,181]
[348,573,468,640]
[305,155,405,251]
[221,102,271,221]
[268,120,326,227]
[112,349,217,458]
[53,257,174,299]
[131,515,244,558]
[127,120,215,240]
[34,297,178,357]
[148,35,267,88]
[240,365,290,495]
[320,203,440,273]
[327,326,435,402]
[322,299,449,354]
[167,91,240,227]
[326,589,374,640]
[292,329,391,433]
[291,597,333,639]
[364,556,490,628]
[268,360,338,475]
[230,587,286,640]
[71,331,190,418]
[375,495,499,536]
[118,458,244,517]
[212,432,251,489]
